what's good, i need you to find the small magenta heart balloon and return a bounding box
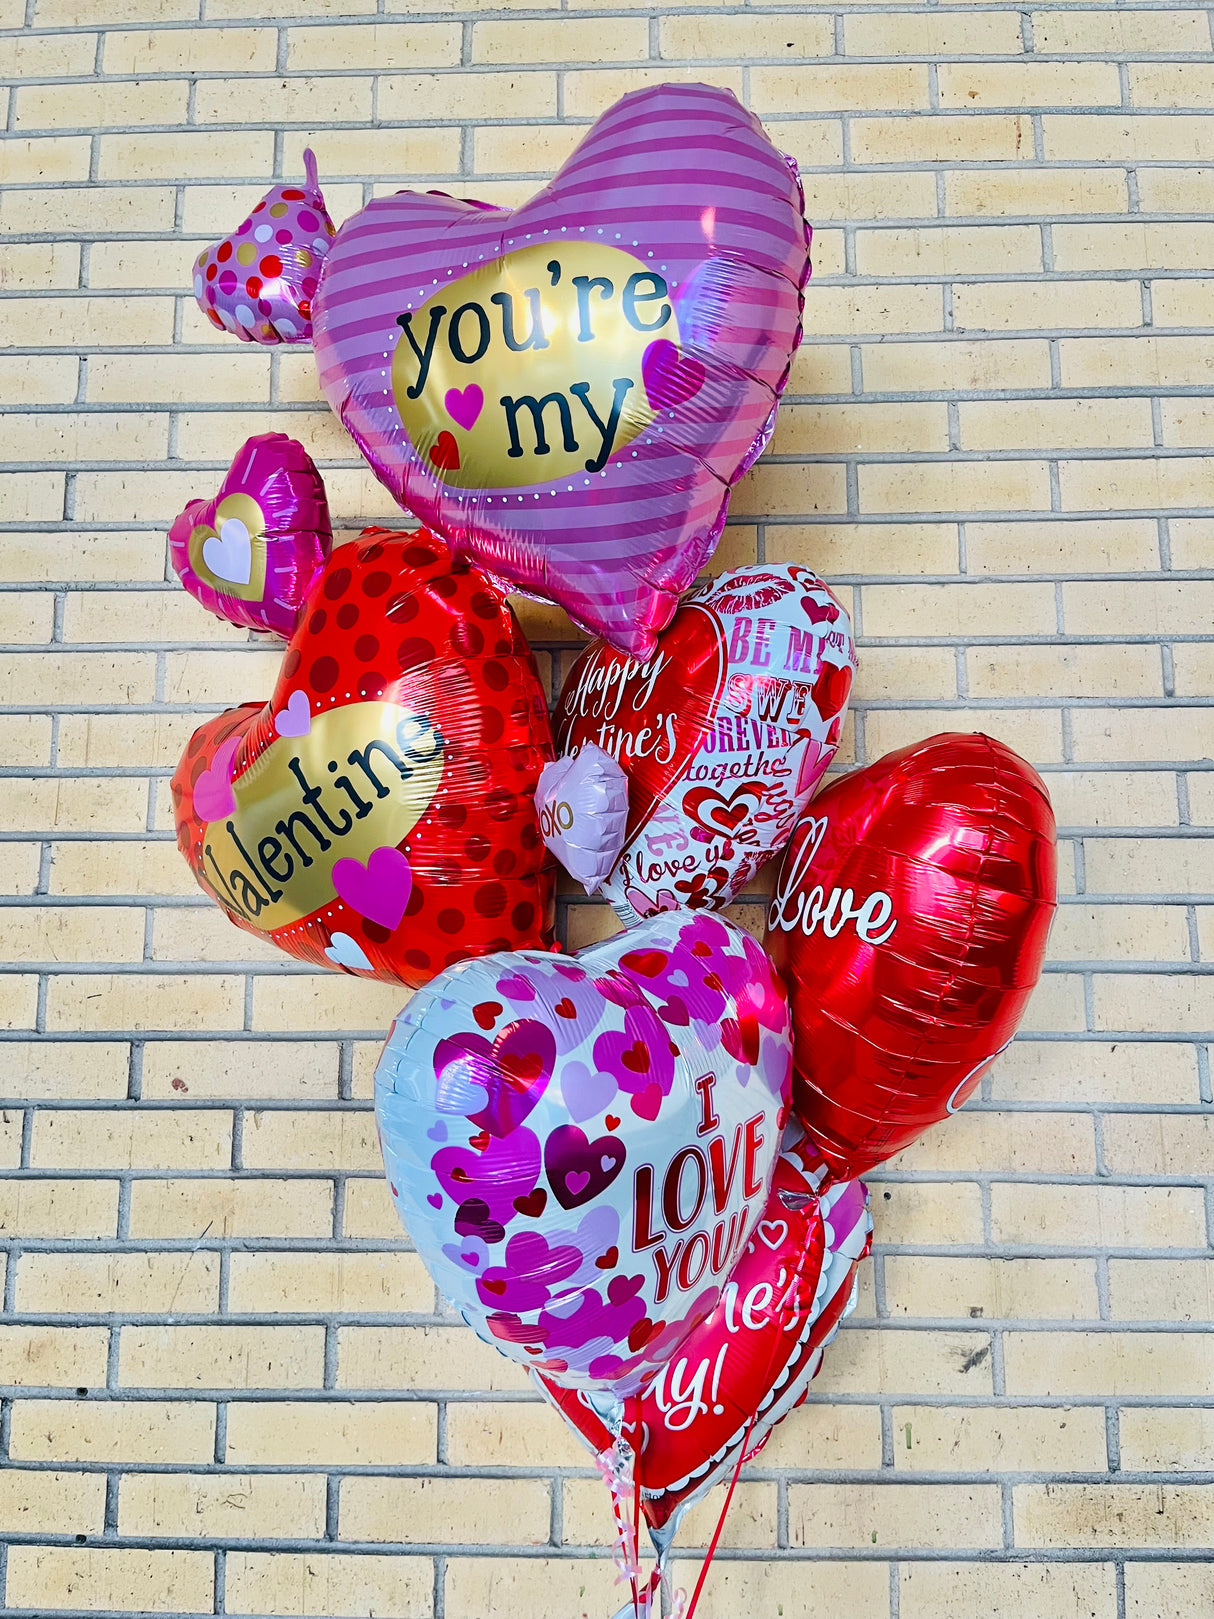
[375,909,793,1396]
[766,733,1057,1180]
[313,84,811,659]
[169,433,331,638]
[555,565,856,923]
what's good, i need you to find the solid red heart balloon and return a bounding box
[171,528,556,986]
[765,733,1057,1180]
[538,1131,871,1535]
[554,565,855,923]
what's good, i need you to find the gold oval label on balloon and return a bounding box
[189,493,267,602]
[392,242,676,489]
[200,702,444,932]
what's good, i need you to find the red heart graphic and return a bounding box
[554,997,577,1019]
[604,1114,621,1130]
[513,1189,547,1219]
[429,430,461,471]
[627,1316,656,1353]
[468,1130,490,1153]
[721,1011,760,1066]
[481,1278,507,1295]
[595,1246,619,1270]
[801,596,840,626]
[620,1040,650,1075]
[682,780,766,839]
[811,661,853,721]
[473,1001,503,1030]
[619,949,666,978]
[501,1049,544,1089]
[766,734,1056,1179]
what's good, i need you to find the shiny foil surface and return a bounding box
[312,83,811,659]
[556,565,855,924]
[540,1130,871,1534]
[172,528,556,987]
[766,732,1057,1180]
[193,150,335,345]
[375,910,792,1397]
[168,433,331,639]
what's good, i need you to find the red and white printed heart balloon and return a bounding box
[766,733,1057,1180]
[555,565,856,923]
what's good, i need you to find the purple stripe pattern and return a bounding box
[313,83,811,659]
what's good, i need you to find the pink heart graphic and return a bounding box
[630,1081,664,1122]
[332,846,413,930]
[192,734,241,822]
[444,385,483,431]
[274,689,312,738]
[641,338,706,411]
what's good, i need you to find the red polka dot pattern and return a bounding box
[171,526,555,991]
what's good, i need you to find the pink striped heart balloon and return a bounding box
[312,84,811,659]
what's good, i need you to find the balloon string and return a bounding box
[629,1392,644,1613]
[596,1446,641,1615]
[681,1408,756,1619]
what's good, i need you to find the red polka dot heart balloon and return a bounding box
[171,528,557,987]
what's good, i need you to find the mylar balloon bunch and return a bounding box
[170,81,1059,1619]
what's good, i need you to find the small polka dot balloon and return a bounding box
[192,149,335,345]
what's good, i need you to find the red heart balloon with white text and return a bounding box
[539,1132,871,1533]
[765,733,1057,1180]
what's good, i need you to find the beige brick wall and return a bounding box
[0,1,1212,1616]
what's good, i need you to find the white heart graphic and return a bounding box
[324,931,373,971]
[757,1219,788,1250]
[202,516,252,585]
